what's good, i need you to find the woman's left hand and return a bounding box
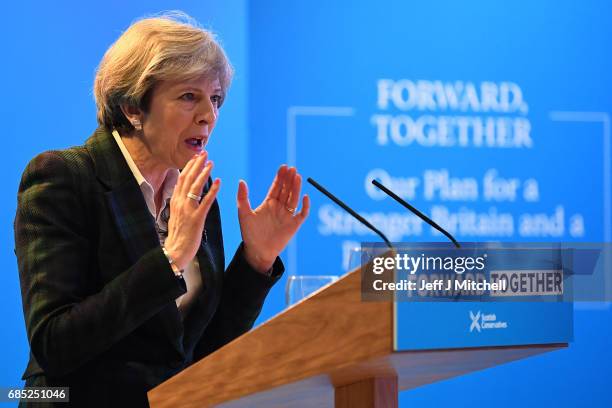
[237,165,310,273]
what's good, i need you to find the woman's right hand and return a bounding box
[163,151,220,270]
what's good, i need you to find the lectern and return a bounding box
[148,258,570,407]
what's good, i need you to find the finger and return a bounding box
[180,152,208,196]
[197,178,221,217]
[287,173,302,210]
[177,151,206,196]
[267,164,287,200]
[183,151,204,172]
[278,167,296,204]
[189,160,214,201]
[237,179,253,217]
[296,194,310,222]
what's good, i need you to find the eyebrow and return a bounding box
[178,86,223,94]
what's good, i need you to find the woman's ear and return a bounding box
[120,103,144,131]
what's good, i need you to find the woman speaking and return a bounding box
[14,13,309,407]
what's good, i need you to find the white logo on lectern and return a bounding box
[469,311,481,332]
[469,310,508,333]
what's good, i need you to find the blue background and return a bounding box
[2,1,611,407]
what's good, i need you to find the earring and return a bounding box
[132,120,142,131]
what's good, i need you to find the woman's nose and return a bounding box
[196,100,217,125]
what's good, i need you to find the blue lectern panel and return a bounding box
[394,301,573,351]
[390,243,576,350]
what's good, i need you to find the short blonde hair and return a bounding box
[94,12,233,132]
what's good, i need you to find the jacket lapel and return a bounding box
[86,127,160,264]
[104,183,160,264]
[85,128,185,350]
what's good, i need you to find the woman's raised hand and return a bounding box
[237,165,310,273]
[164,152,220,270]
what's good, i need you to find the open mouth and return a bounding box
[185,138,204,151]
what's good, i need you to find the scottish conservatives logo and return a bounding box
[469,310,508,333]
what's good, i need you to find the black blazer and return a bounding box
[14,127,282,407]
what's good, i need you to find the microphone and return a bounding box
[307,177,393,249]
[371,179,461,248]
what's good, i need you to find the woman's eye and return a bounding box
[211,95,222,106]
[180,92,195,101]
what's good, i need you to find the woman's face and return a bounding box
[139,74,222,169]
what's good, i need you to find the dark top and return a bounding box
[14,127,283,407]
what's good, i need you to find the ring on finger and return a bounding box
[286,206,296,214]
[187,192,201,202]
